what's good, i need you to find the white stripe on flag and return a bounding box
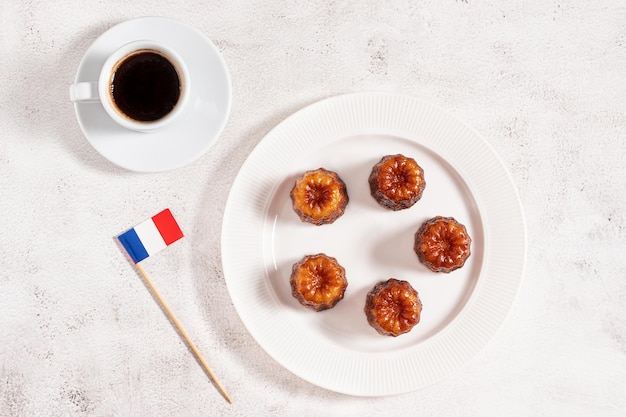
[134,218,167,256]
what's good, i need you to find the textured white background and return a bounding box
[1,1,625,416]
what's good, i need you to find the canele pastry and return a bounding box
[290,254,348,311]
[364,278,422,337]
[414,216,471,273]
[290,168,349,225]
[368,154,426,211]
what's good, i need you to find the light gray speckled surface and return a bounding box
[1,1,625,416]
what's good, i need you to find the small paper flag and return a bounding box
[118,208,184,263]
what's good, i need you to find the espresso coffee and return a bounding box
[110,50,181,122]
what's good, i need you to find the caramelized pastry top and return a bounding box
[290,253,348,311]
[364,278,422,336]
[290,168,349,225]
[414,216,471,273]
[369,154,425,211]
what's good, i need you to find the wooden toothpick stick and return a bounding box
[135,263,232,404]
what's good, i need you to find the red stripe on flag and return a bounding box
[152,209,184,245]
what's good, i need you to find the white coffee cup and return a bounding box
[70,40,190,132]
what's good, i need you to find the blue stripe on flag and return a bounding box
[118,228,149,263]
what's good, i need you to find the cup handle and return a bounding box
[69,82,99,102]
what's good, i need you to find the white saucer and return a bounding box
[71,17,231,172]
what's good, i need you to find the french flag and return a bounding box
[118,209,184,263]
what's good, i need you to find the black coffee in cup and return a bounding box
[110,50,181,122]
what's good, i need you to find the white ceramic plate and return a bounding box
[221,92,526,396]
[71,17,231,172]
